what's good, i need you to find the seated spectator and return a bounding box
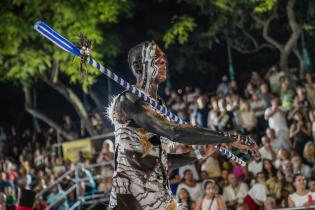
[0,172,12,193]
[291,154,311,178]
[176,169,202,202]
[207,96,220,130]
[259,137,276,161]
[223,173,248,209]
[248,158,263,177]
[239,100,257,135]
[288,173,315,207]
[236,203,249,210]
[171,95,187,121]
[217,98,232,131]
[217,75,229,96]
[304,72,315,109]
[264,197,276,210]
[200,152,221,179]
[267,128,291,152]
[289,111,312,156]
[262,159,276,180]
[34,196,48,210]
[274,148,291,169]
[250,92,267,136]
[195,179,227,210]
[308,109,315,142]
[280,79,294,111]
[0,192,6,210]
[217,170,229,191]
[194,95,209,128]
[244,172,268,210]
[309,179,315,192]
[47,184,69,210]
[4,186,15,210]
[259,83,273,108]
[78,164,96,194]
[178,188,195,210]
[97,139,114,163]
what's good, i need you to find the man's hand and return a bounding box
[230,135,260,159]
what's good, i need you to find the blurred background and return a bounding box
[1,0,315,209]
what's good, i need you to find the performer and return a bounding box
[107,41,259,210]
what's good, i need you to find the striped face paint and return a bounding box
[128,41,159,93]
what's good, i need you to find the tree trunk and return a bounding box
[23,86,77,140]
[43,78,98,136]
[293,48,305,80]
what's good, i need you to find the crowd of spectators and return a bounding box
[165,66,315,209]
[1,65,315,209]
[0,113,114,210]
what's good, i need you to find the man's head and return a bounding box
[291,155,302,169]
[128,41,167,91]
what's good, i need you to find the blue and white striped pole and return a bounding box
[34,20,247,166]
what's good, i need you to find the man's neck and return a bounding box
[136,82,159,100]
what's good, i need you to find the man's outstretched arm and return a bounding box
[116,92,256,148]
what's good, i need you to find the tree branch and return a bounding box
[50,59,59,83]
[252,9,284,51]
[43,76,97,136]
[23,86,77,140]
[231,43,274,54]
[285,0,302,54]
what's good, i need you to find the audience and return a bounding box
[1,66,315,209]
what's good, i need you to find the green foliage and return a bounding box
[163,16,196,48]
[0,0,132,90]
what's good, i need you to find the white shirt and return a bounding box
[264,108,288,132]
[201,197,219,210]
[176,182,202,202]
[289,191,315,207]
[248,183,268,202]
[223,183,249,203]
[259,147,273,160]
[248,160,263,176]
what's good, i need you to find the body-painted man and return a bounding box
[107,41,259,210]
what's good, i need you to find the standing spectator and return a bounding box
[171,95,187,121]
[308,110,315,142]
[217,99,232,131]
[0,173,11,193]
[264,66,284,95]
[195,179,227,210]
[289,111,311,156]
[223,173,248,209]
[176,169,202,202]
[288,174,315,207]
[265,98,289,141]
[274,148,291,169]
[0,193,6,210]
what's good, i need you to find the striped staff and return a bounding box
[34,20,247,166]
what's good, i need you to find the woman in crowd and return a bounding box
[176,169,203,202]
[239,100,257,135]
[289,111,311,156]
[288,173,315,207]
[178,188,195,210]
[195,179,226,210]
